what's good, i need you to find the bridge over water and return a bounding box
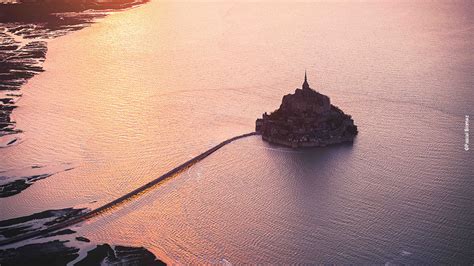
[0,132,259,246]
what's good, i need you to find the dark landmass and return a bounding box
[0,240,80,266]
[0,208,86,239]
[0,37,46,90]
[75,236,90,242]
[0,164,74,198]
[256,73,358,148]
[0,0,149,22]
[6,137,17,145]
[75,244,165,266]
[0,0,148,137]
[0,35,46,136]
[0,241,166,266]
[0,208,166,265]
[0,173,52,198]
[42,229,76,238]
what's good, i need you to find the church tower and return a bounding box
[302,70,310,90]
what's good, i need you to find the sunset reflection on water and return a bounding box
[1,0,473,264]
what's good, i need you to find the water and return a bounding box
[1,1,473,264]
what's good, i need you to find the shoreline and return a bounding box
[0,0,149,140]
[0,1,169,264]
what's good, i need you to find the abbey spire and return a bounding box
[302,70,310,90]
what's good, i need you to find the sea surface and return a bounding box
[1,0,473,264]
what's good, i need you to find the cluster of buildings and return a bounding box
[256,73,358,148]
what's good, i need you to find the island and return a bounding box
[256,72,358,148]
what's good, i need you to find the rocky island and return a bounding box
[256,73,358,148]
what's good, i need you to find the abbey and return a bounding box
[256,72,358,148]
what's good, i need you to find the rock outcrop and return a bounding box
[256,73,357,148]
